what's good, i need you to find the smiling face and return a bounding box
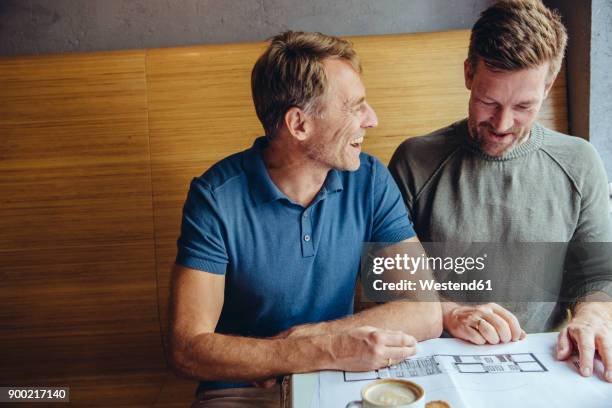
[303,58,378,171]
[465,59,553,157]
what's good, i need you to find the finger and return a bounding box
[571,326,596,377]
[481,312,512,343]
[556,328,572,360]
[383,345,417,363]
[461,326,487,345]
[594,335,612,382]
[476,318,501,344]
[490,304,523,341]
[376,331,417,347]
[520,330,526,340]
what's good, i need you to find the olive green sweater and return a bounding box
[389,119,612,331]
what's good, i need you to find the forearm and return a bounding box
[171,331,334,382]
[301,300,442,341]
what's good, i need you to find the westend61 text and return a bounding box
[372,279,493,291]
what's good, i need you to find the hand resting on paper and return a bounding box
[556,295,612,383]
[253,325,417,388]
[442,302,526,345]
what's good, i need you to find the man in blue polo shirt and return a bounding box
[169,31,442,407]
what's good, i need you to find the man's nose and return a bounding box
[363,102,378,128]
[490,107,513,133]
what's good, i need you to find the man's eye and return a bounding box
[353,103,366,113]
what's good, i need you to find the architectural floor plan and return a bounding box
[316,333,611,408]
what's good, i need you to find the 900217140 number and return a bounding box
[0,387,69,402]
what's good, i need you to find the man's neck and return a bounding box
[263,137,329,207]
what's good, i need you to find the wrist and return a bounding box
[574,300,612,322]
[441,301,459,326]
[310,333,337,370]
[276,333,336,373]
[290,321,331,337]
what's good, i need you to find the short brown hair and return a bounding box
[468,0,567,80]
[251,31,361,138]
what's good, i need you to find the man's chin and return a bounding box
[476,135,518,157]
[341,163,361,172]
[338,152,362,172]
[336,160,361,172]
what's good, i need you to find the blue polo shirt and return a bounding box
[176,136,414,391]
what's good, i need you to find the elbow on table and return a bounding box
[168,333,206,380]
[169,340,195,379]
[169,331,225,381]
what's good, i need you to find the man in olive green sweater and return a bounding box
[389,0,612,382]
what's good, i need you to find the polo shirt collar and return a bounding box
[322,167,343,194]
[244,137,285,205]
[244,136,344,206]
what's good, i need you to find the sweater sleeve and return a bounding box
[388,139,418,219]
[562,143,612,303]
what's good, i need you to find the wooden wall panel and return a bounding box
[356,32,471,163]
[539,66,568,135]
[0,52,165,383]
[145,43,267,349]
[146,30,568,349]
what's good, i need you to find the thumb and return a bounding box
[556,328,572,360]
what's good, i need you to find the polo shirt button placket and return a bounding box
[300,210,314,257]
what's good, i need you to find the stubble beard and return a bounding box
[468,118,529,158]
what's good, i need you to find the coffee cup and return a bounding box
[345,379,425,408]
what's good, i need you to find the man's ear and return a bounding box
[464,59,474,90]
[284,107,309,141]
[543,76,556,99]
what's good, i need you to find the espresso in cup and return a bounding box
[346,379,425,408]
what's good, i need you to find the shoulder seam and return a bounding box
[539,146,583,198]
[413,145,463,203]
[196,171,246,195]
[211,173,245,194]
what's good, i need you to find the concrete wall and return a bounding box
[546,0,612,180]
[0,0,491,56]
[590,0,612,180]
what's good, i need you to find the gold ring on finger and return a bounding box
[476,317,484,331]
[387,358,393,366]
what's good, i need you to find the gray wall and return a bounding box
[590,0,612,180]
[546,0,612,180]
[0,0,491,56]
